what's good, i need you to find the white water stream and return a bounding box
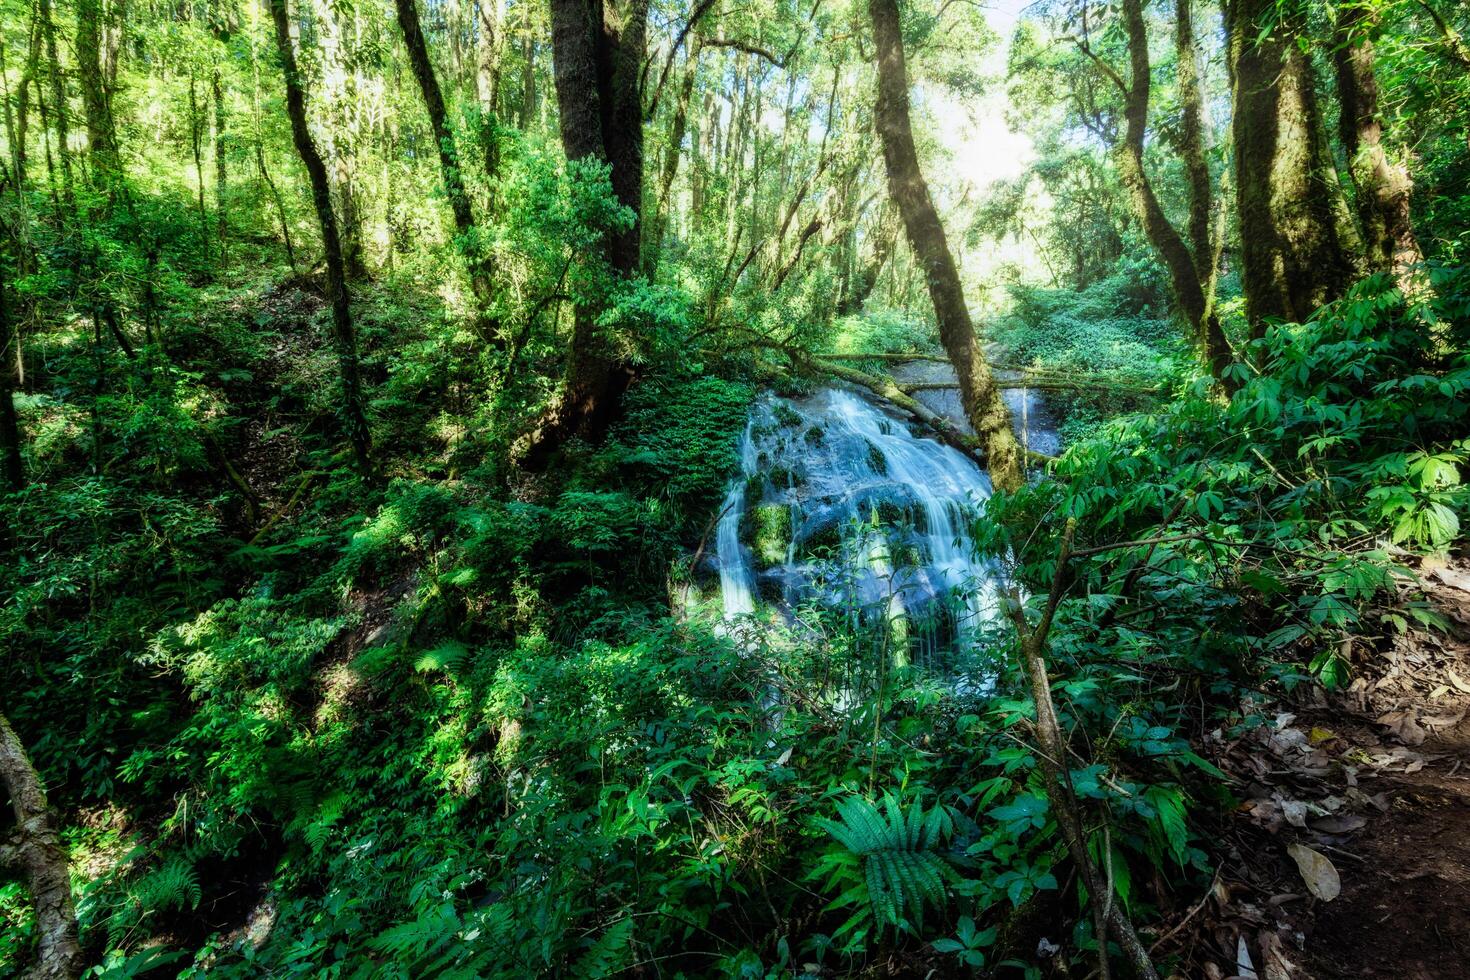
[714,385,1014,665]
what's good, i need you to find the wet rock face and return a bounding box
[714,386,1007,660]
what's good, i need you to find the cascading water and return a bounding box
[713,385,1014,668]
[716,423,758,619]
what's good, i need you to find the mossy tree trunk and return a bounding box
[867,0,1020,491]
[0,713,82,980]
[1226,0,1358,334]
[1333,4,1424,290]
[1114,0,1230,379]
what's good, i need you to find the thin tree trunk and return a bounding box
[38,0,73,202]
[1003,522,1160,980]
[518,9,536,130]
[1115,0,1230,379]
[393,0,499,334]
[0,713,82,980]
[267,0,372,475]
[645,37,700,276]
[189,71,212,263]
[1333,5,1423,289]
[475,0,504,178]
[839,211,897,316]
[867,0,1020,491]
[249,8,296,270]
[0,270,23,495]
[212,66,229,268]
[1225,0,1357,333]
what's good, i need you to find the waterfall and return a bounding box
[716,422,758,620]
[712,386,1021,664]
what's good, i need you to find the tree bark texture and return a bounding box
[0,713,82,980]
[867,0,1020,491]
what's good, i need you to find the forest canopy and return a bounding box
[1,0,1468,976]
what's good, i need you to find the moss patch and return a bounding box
[753,504,793,567]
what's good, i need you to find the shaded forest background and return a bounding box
[1,0,1468,975]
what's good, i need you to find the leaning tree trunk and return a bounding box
[1333,4,1423,290]
[393,0,499,332]
[0,713,82,980]
[267,0,372,475]
[526,0,646,462]
[867,0,1020,491]
[1115,0,1230,379]
[1226,0,1357,333]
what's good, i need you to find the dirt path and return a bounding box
[1167,558,1470,978]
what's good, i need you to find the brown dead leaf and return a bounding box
[1258,930,1299,980]
[1447,668,1470,695]
[1286,843,1341,901]
[1310,814,1367,834]
[1421,707,1467,730]
[1376,709,1427,745]
[1430,565,1470,593]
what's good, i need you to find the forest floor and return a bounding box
[1186,555,1470,979]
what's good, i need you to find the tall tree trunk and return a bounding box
[267,0,372,475]
[867,0,1020,491]
[1115,0,1230,379]
[0,270,23,495]
[1176,0,1212,270]
[529,0,646,460]
[644,37,700,277]
[0,713,82,980]
[189,71,212,263]
[1225,0,1357,333]
[212,66,229,268]
[76,0,118,182]
[1333,4,1423,289]
[518,10,536,131]
[392,0,499,332]
[475,0,504,178]
[38,0,73,202]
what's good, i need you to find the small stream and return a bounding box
[712,371,1056,671]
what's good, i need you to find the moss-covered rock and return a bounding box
[753,504,793,567]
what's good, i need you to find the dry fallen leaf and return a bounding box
[1430,565,1470,593]
[1310,814,1367,834]
[1422,707,1467,730]
[1287,843,1341,901]
[1258,930,1299,980]
[1376,708,1427,745]
[1447,668,1470,695]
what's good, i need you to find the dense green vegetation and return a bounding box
[1,0,1467,976]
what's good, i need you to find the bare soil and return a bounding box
[1159,557,1470,979]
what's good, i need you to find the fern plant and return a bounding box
[811,792,958,944]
